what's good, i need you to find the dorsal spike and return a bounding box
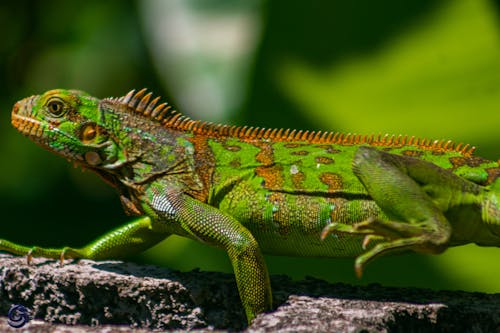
[112,89,179,125]
[338,133,345,143]
[192,121,202,132]
[395,135,403,145]
[248,127,256,136]
[183,119,197,131]
[128,88,147,108]
[121,89,136,104]
[345,133,351,144]
[217,125,226,136]
[222,125,232,136]
[156,105,172,120]
[228,126,236,137]
[164,113,181,127]
[247,127,257,137]
[322,131,330,142]
[239,126,248,138]
[348,133,355,144]
[174,116,186,128]
[144,96,161,115]
[151,103,167,118]
[350,134,356,144]
[137,92,153,113]
[460,144,470,154]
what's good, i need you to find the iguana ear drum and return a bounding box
[81,123,97,143]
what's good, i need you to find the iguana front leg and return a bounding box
[1,189,272,323]
[0,216,169,263]
[148,189,272,323]
[322,146,463,276]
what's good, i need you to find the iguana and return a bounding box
[5,88,500,323]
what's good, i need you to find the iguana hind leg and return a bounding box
[322,146,453,275]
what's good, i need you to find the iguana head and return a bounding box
[11,88,199,193]
[11,89,123,169]
[12,88,207,206]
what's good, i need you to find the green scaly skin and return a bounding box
[5,88,500,323]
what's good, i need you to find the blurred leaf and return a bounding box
[278,0,500,145]
[427,244,500,292]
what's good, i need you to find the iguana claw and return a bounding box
[26,248,33,265]
[321,218,378,241]
[59,250,66,265]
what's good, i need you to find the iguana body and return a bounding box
[5,88,500,323]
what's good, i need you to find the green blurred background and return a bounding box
[1,0,500,292]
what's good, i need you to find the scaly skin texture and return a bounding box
[5,88,500,323]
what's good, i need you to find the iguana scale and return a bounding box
[5,88,500,323]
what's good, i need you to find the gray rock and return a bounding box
[0,254,499,332]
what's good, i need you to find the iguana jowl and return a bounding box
[5,88,500,323]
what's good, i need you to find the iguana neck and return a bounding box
[100,125,208,209]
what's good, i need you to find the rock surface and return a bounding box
[0,254,499,332]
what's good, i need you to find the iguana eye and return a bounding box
[81,123,97,143]
[46,98,66,117]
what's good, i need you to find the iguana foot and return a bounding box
[26,246,82,265]
[321,217,443,277]
[0,239,86,265]
[321,217,427,240]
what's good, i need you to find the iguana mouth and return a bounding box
[11,96,45,139]
[11,113,46,139]
[11,98,64,153]
[11,95,70,141]
[12,111,85,163]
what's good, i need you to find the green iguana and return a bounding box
[5,88,500,323]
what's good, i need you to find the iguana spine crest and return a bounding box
[106,88,476,157]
